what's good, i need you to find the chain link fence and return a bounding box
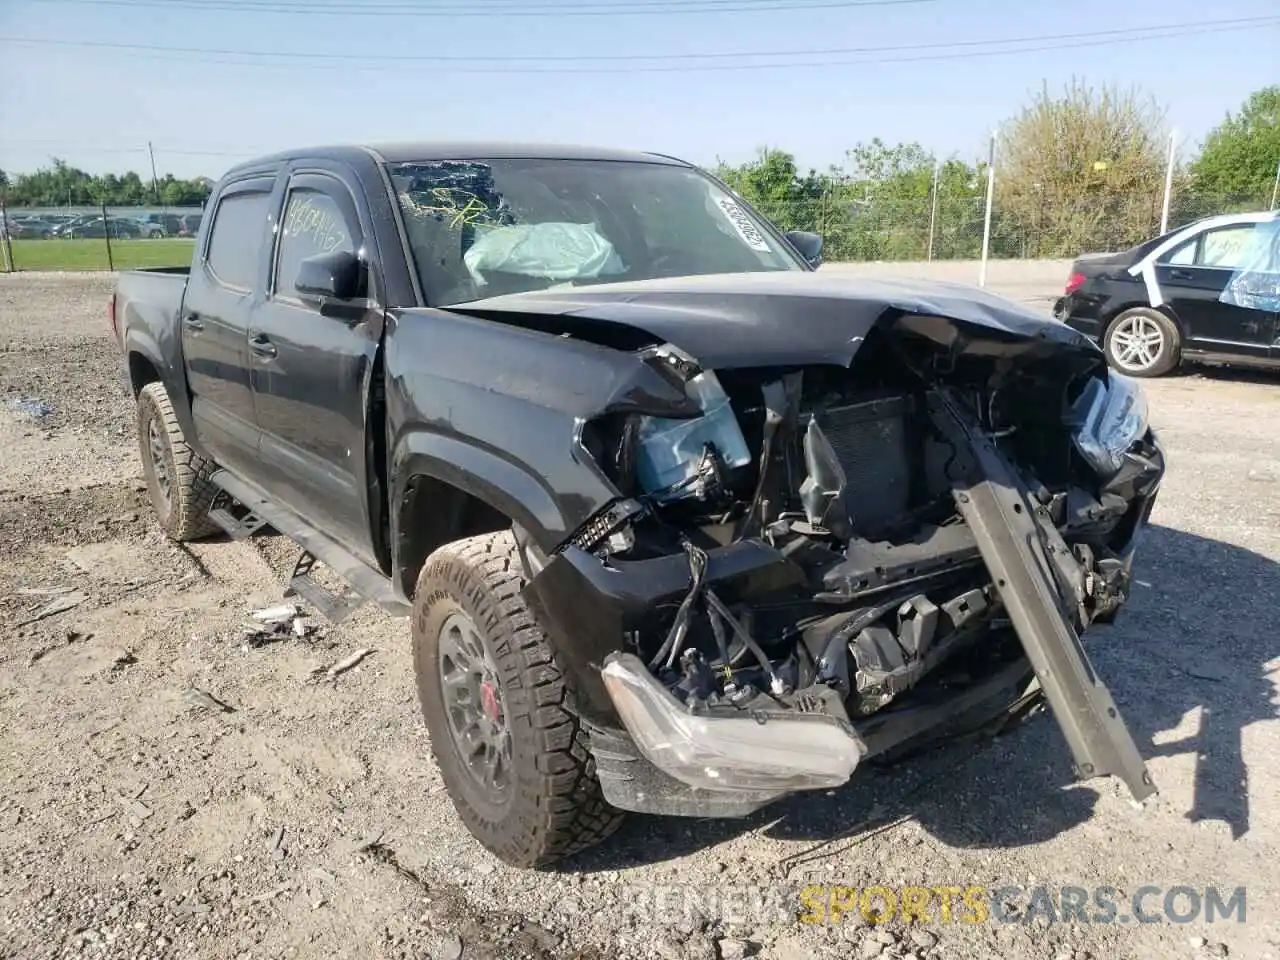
[0,204,205,272]
[0,180,1273,273]
[750,184,1274,265]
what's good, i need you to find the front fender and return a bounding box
[390,429,572,554]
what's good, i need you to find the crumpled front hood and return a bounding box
[443,270,1100,367]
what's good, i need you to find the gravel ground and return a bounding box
[1,270,1278,960]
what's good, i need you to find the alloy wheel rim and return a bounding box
[147,417,172,508]
[1110,315,1165,372]
[438,611,512,797]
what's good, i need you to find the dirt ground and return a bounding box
[2,272,1279,960]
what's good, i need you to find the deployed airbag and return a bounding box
[463,222,626,284]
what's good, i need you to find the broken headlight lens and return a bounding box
[1070,374,1149,478]
[601,653,863,795]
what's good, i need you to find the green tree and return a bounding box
[831,140,986,260]
[2,158,209,208]
[997,79,1168,255]
[713,147,823,232]
[1187,85,1280,204]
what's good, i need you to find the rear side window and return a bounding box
[1157,223,1257,270]
[206,191,270,290]
[1199,225,1255,269]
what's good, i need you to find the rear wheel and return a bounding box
[136,382,220,541]
[411,530,623,867]
[1103,308,1181,377]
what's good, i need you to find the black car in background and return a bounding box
[1054,211,1280,377]
[58,216,143,239]
[135,213,184,238]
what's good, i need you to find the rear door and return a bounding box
[181,175,277,480]
[246,166,385,566]
[1155,222,1275,359]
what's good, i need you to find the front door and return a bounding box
[1155,221,1276,360]
[247,169,385,567]
[181,175,276,480]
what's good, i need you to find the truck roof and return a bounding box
[221,142,691,180]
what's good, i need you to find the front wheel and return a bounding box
[136,382,220,541]
[411,530,623,867]
[1103,308,1181,378]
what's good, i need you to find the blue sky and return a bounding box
[0,0,1277,181]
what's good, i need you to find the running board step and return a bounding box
[209,470,411,621]
[207,502,270,541]
[284,549,362,624]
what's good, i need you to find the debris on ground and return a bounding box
[325,648,373,680]
[29,630,91,665]
[350,828,385,854]
[181,686,236,714]
[241,605,319,649]
[16,590,88,627]
[122,798,152,827]
[5,397,53,422]
[15,585,76,597]
[269,825,287,861]
[250,604,299,624]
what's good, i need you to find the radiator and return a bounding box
[809,395,915,535]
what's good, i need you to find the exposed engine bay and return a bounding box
[530,307,1166,812]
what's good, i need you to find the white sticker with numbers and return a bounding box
[714,197,773,252]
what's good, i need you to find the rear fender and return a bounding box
[122,329,200,447]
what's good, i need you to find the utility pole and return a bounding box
[926,159,941,262]
[978,129,997,288]
[148,141,161,207]
[1159,129,1177,235]
[1270,157,1280,211]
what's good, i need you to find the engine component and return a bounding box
[812,395,915,535]
[798,418,853,539]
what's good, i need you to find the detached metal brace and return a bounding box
[932,391,1156,803]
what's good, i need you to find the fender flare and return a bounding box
[390,429,573,559]
[122,331,200,449]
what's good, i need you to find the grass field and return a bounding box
[2,239,196,272]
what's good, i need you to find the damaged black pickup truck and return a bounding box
[113,142,1166,867]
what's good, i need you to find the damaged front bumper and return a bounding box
[524,394,1166,818]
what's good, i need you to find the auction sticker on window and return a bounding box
[714,196,773,252]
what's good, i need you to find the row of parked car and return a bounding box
[1,211,204,240]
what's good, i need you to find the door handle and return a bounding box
[1169,269,1195,281]
[182,312,204,332]
[247,332,277,359]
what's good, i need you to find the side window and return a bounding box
[274,187,358,300]
[206,191,270,290]
[1160,240,1195,266]
[1197,225,1254,270]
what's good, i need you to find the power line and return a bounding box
[2,18,1275,73]
[24,0,938,16]
[4,16,1275,64]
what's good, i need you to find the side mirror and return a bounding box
[785,230,824,268]
[295,249,364,302]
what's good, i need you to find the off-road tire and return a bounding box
[136,381,220,541]
[412,530,623,867]
[1102,307,1181,378]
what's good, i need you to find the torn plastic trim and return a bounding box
[601,652,864,796]
[931,389,1157,803]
